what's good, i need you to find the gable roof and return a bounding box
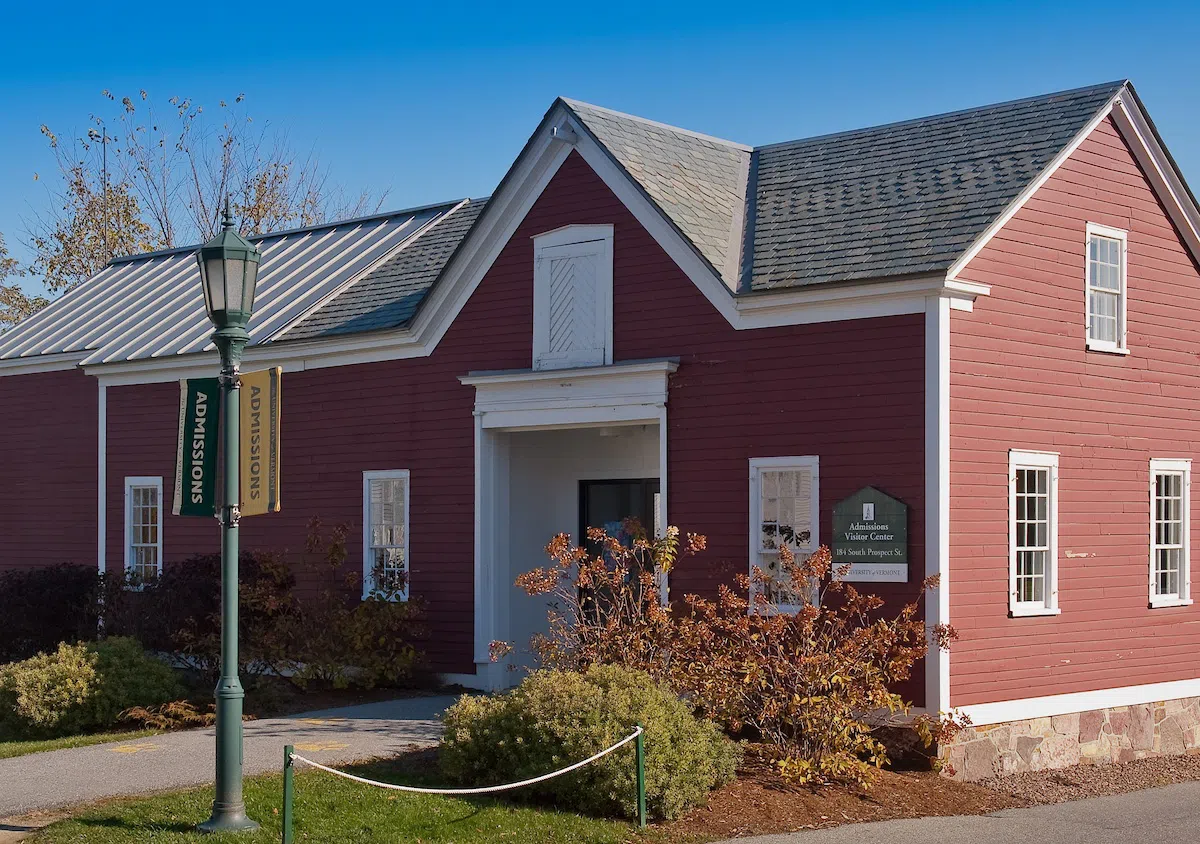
[560,82,1126,292]
[6,79,1192,374]
[561,99,752,285]
[742,81,1125,290]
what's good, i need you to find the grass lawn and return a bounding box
[36,757,664,844]
[0,729,159,760]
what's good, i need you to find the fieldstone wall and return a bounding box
[941,696,1200,781]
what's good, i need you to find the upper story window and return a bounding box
[1008,450,1060,617]
[363,470,410,601]
[748,456,819,612]
[1150,459,1192,608]
[124,476,163,583]
[1085,223,1128,354]
[532,224,614,371]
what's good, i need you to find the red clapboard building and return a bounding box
[3,81,1199,779]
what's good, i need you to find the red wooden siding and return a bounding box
[98,152,926,689]
[0,368,98,572]
[950,117,1200,707]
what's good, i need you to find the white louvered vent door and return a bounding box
[532,227,613,371]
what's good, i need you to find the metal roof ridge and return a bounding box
[751,79,1130,153]
[559,97,753,152]
[106,198,473,265]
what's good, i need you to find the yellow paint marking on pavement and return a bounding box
[293,741,349,752]
[296,718,348,725]
[110,742,160,754]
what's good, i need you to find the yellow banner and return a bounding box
[239,367,281,516]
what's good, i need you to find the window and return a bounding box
[363,470,410,600]
[532,224,614,371]
[748,457,819,611]
[124,477,163,583]
[1085,223,1128,353]
[1008,451,1059,616]
[1150,459,1192,608]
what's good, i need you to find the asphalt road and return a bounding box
[723,780,1200,844]
[0,695,455,817]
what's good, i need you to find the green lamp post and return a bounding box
[195,202,262,834]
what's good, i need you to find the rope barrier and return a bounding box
[281,725,647,843]
[288,725,642,795]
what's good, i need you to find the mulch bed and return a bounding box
[662,749,1022,841]
[663,747,1200,840]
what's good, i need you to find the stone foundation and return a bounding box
[941,696,1200,781]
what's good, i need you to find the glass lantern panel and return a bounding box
[224,258,246,312]
[204,256,226,312]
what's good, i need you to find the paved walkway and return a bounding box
[0,694,456,819]
[722,779,1200,844]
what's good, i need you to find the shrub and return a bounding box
[0,637,182,738]
[260,520,425,690]
[0,564,101,662]
[440,664,738,821]
[103,551,298,681]
[513,526,961,788]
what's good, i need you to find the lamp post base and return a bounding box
[197,806,260,834]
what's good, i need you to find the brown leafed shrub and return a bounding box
[513,525,963,788]
[258,519,426,690]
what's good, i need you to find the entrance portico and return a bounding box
[459,359,676,689]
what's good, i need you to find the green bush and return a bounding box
[440,664,738,821]
[0,638,183,738]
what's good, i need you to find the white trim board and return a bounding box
[924,295,951,715]
[949,86,1200,281]
[957,678,1200,727]
[97,382,107,575]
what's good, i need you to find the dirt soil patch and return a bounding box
[662,751,1022,841]
[980,749,1200,805]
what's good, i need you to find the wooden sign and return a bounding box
[831,486,908,582]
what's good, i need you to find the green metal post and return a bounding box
[198,329,258,834]
[635,724,646,829]
[282,745,295,844]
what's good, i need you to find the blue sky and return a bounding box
[3,0,1199,297]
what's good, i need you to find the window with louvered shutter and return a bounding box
[532,225,613,371]
[362,470,410,601]
[748,457,819,612]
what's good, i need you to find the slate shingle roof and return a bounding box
[283,198,487,340]
[742,81,1125,290]
[563,99,752,285]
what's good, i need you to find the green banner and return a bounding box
[173,377,222,517]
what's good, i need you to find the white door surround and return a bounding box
[459,359,676,689]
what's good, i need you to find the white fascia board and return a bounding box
[1110,98,1200,264]
[957,678,1200,727]
[0,350,87,376]
[947,90,1122,281]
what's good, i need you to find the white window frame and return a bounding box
[123,476,163,582]
[1085,222,1129,355]
[531,224,614,371]
[748,456,820,614]
[1008,450,1061,617]
[1149,458,1192,608]
[362,470,411,601]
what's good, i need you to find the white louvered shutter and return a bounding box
[533,236,609,370]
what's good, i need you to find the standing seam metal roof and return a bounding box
[0,203,460,364]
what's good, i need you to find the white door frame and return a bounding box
[459,359,676,689]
